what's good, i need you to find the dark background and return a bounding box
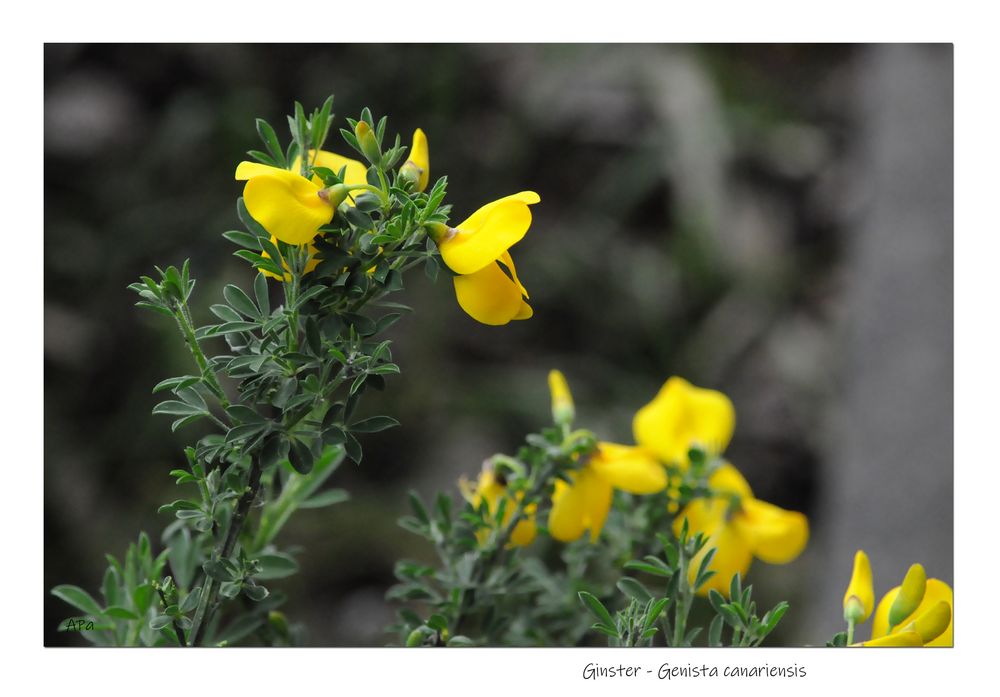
[44,44,953,646]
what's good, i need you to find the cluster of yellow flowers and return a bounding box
[463,372,809,598]
[842,550,953,647]
[234,126,538,325]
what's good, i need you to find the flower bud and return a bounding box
[843,550,874,624]
[268,610,289,638]
[399,128,429,192]
[548,370,575,426]
[318,183,349,209]
[354,120,381,165]
[426,222,455,244]
[888,563,927,629]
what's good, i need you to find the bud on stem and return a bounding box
[354,120,381,165]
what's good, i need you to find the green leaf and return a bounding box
[299,488,349,509]
[203,560,237,582]
[149,615,174,630]
[104,606,139,620]
[253,552,299,580]
[152,401,204,417]
[152,376,200,394]
[709,614,724,647]
[622,560,672,578]
[132,583,155,615]
[350,415,400,433]
[616,577,652,603]
[222,230,263,250]
[223,284,261,320]
[243,583,270,602]
[51,585,103,617]
[256,118,286,168]
[578,591,615,629]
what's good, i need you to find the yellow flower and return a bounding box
[432,192,539,326]
[674,464,808,597]
[459,468,536,548]
[633,376,736,468]
[235,151,367,246]
[399,128,429,192]
[870,569,953,647]
[259,234,323,282]
[843,549,875,624]
[549,442,667,543]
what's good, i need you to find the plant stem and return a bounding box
[187,457,264,646]
[173,301,230,409]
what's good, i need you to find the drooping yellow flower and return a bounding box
[399,128,429,192]
[843,549,875,624]
[633,376,736,468]
[549,442,667,543]
[870,572,953,647]
[259,234,323,282]
[432,192,538,325]
[235,151,367,246]
[459,468,536,548]
[674,464,808,596]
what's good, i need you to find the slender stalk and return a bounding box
[173,300,230,409]
[187,458,264,646]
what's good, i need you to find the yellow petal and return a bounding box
[633,376,736,466]
[498,251,529,299]
[674,501,753,597]
[589,443,667,494]
[260,234,322,281]
[857,630,924,647]
[843,550,875,624]
[452,262,528,326]
[548,370,575,423]
[439,193,539,275]
[513,301,533,320]
[872,578,953,647]
[902,601,951,645]
[242,170,332,246]
[509,504,538,548]
[292,149,369,188]
[708,463,754,499]
[732,498,809,564]
[548,468,613,543]
[235,161,288,181]
[409,128,430,192]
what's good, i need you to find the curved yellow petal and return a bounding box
[589,443,667,494]
[242,170,332,246]
[843,550,875,624]
[732,498,808,564]
[440,194,538,275]
[633,376,736,466]
[548,468,613,543]
[292,149,369,188]
[509,505,538,548]
[857,630,924,647]
[235,161,288,181]
[452,262,528,326]
[674,502,752,597]
[409,128,430,192]
[458,191,540,232]
[708,463,754,499]
[872,578,953,646]
[498,251,528,299]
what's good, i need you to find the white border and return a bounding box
[8,1,995,693]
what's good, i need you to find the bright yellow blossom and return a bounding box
[870,571,953,647]
[399,128,429,192]
[235,150,367,247]
[548,369,575,425]
[674,464,808,597]
[549,442,668,543]
[843,549,875,624]
[432,192,539,326]
[459,468,536,548]
[633,376,736,468]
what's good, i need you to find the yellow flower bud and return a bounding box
[399,128,429,192]
[354,120,381,164]
[548,369,575,425]
[901,600,951,644]
[843,550,874,624]
[888,563,927,629]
